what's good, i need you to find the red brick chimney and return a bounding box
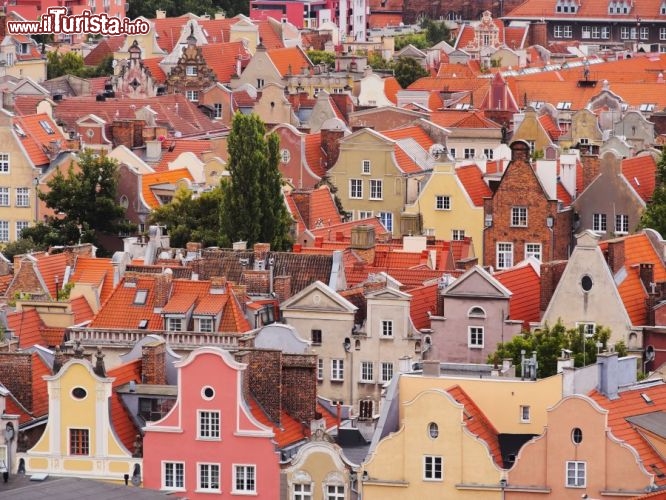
[273,275,292,302]
[247,349,282,424]
[640,263,655,292]
[281,353,317,424]
[320,127,345,170]
[606,239,625,275]
[529,20,547,47]
[153,270,173,308]
[540,260,568,312]
[581,155,601,193]
[141,341,167,385]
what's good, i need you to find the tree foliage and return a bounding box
[34,149,133,253]
[394,32,428,51]
[220,113,292,250]
[127,0,246,20]
[149,186,226,248]
[640,149,666,236]
[421,19,451,46]
[488,321,624,378]
[393,56,429,89]
[306,50,336,69]
[47,51,114,80]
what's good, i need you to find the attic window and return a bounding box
[556,102,572,110]
[639,103,655,112]
[138,319,148,329]
[39,120,55,135]
[651,464,666,478]
[13,124,26,137]
[134,289,148,305]
[641,392,655,405]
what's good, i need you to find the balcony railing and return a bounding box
[66,327,241,348]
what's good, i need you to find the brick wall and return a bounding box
[6,260,46,299]
[241,270,270,294]
[606,239,625,274]
[142,341,166,385]
[540,260,568,313]
[253,243,271,263]
[281,353,317,424]
[320,128,344,170]
[153,272,173,308]
[291,191,311,229]
[0,352,32,411]
[273,275,292,302]
[529,21,548,47]
[247,349,282,424]
[581,155,601,194]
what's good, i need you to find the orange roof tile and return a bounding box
[141,168,194,209]
[84,36,126,66]
[0,275,11,296]
[538,114,564,141]
[70,256,116,307]
[108,359,142,452]
[589,382,666,487]
[308,186,342,229]
[383,76,401,104]
[194,294,228,315]
[31,352,50,418]
[151,16,191,52]
[247,397,305,448]
[622,155,657,203]
[154,139,214,172]
[393,145,425,174]
[447,384,503,467]
[256,19,285,49]
[508,0,666,23]
[162,281,211,314]
[35,253,69,299]
[90,277,165,330]
[142,57,167,84]
[494,261,541,328]
[13,113,67,167]
[286,193,307,237]
[8,309,44,349]
[304,133,325,178]
[556,181,573,206]
[5,393,33,424]
[267,46,311,77]
[456,164,492,207]
[220,290,252,333]
[409,283,437,330]
[368,13,403,29]
[201,41,251,83]
[309,217,390,241]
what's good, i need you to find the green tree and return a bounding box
[393,56,429,89]
[394,32,428,51]
[367,52,394,71]
[488,321,617,378]
[421,19,451,46]
[37,149,134,253]
[220,113,292,250]
[47,51,114,80]
[306,50,335,69]
[149,185,225,248]
[640,149,666,236]
[1,237,45,261]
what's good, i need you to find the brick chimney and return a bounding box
[0,14,7,40]
[540,260,568,313]
[640,263,655,292]
[248,349,282,424]
[606,239,625,275]
[581,154,601,192]
[510,140,531,163]
[529,19,547,47]
[142,341,167,385]
[281,353,317,424]
[291,191,311,229]
[153,270,173,309]
[351,225,376,265]
[210,276,227,293]
[273,275,292,302]
[0,352,33,411]
[253,243,270,267]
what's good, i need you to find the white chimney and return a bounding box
[145,140,162,162]
[559,152,578,199]
[535,159,557,200]
[156,9,166,19]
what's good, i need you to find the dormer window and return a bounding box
[134,290,148,305]
[555,0,577,13]
[166,317,183,331]
[39,120,55,135]
[198,317,214,333]
[661,1,666,14]
[19,43,29,55]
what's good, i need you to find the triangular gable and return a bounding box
[364,286,411,300]
[280,280,357,313]
[442,265,511,298]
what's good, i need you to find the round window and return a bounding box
[72,387,87,400]
[202,386,215,400]
[572,427,583,444]
[428,422,439,439]
[581,275,593,292]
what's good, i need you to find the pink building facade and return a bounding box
[142,347,281,499]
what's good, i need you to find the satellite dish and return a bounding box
[111,59,118,68]
[646,345,656,362]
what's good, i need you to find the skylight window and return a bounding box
[134,289,148,305]
[39,120,54,134]
[13,124,26,137]
[138,319,148,329]
[556,102,572,110]
[639,103,655,112]
[641,392,654,404]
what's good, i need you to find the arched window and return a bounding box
[468,306,486,318]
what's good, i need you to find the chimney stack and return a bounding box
[606,239,625,275]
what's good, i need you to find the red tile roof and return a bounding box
[538,114,564,141]
[308,217,390,241]
[163,280,211,314]
[84,36,126,66]
[220,289,252,333]
[589,382,666,487]
[8,309,44,349]
[507,0,666,22]
[151,16,191,52]
[247,396,305,448]
[201,41,252,83]
[304,133,326,178]
[267,46,311,77]
[13,113,67,167]
[256,19,285,49]
[368,13,403,29]
[35,253,69,299]
[286,194,307,237]
[622,155,657,203]
[70,296,95,324]
[13,95,48,116]
[108,359,142,452]
[447,384,503,468]
[383,76,401,104]
[193,294,228,315]
[556,181,573,206]
[31,352,50,418]
[409,283,437,330]
[141,168,194,209]
[456,164,492,207]
[89,277,165,330]
[142,57,167,84]
[307,186,342,229]
[70,256,116,307]
[154,139,214,172]
[494,260,541,328]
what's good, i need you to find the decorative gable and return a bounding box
[442,265,511,299]
[281,280,357,313]
[165,29,217,100]
[113,40,158,98]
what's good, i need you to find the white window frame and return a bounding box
[199,317,214,333]
[380,362,393,383]
[233,464,257,494]
[349,179,363,199]
[452,229,465,241]
[186,65,198,76]
[464,148,475,159]
[511,206,528,227]
[483,148,494,159]
[0,188,8,206]
[331,359,344,381]
[197,410,220,440]
[435,195,451,210]
[214,103,223,118]
[593,213,607,232]
[621,26,630,39]
[166,317,184,332]
[185,90,199,102]
[378,212,393,232]
[576,322,596,336]
[163,461,185,491]
[369,179,383,200]
[661,27,666,40]
[615,214,629,234]
[0,221,8,243]
[362,159,371,174]
[496,242,513,269]
[566,461,586,488]
[16,221,29,239]
[423,455,443,481]
[294,482,313,500]
[601,26,610,38]
[358,210,373,220]
[640,26,650,40]
[520,405,531,423]
[468,326,484,348]
[360,361,374,382]
[525,243,542,261]
[554,25,563,38]
[563,25,572,38]
[197,462,220,492]
[381,320,393,338]
[15,187,29,207]
[317,358,324,380]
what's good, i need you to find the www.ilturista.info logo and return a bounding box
[7,7,150,35]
